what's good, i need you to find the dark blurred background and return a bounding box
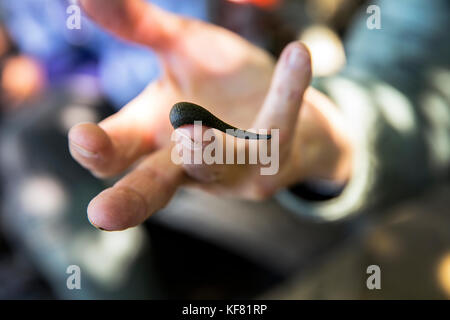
[0,0,449,299]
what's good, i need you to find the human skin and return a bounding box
[68,0,353,231]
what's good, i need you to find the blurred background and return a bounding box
[0,0,449,299]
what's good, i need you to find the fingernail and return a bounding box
[69,141,98,158]
[174,129,202,150]
[288,46,307,69]
[87,215,108,231]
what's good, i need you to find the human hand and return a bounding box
[68,0,352,231]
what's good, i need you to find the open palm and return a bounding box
[68,0,349,231]
[70,0,275,177]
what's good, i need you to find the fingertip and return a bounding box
[174,124,214,150]
[253,42,311,135]
[68,123,116,174]
[283,41,311,65]
[68,122,112,154]
[174,125,225,183]
[79,0,180,50]
[270,41,312,101]
[87,187,148,231]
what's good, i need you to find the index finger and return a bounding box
[87,147,187,231]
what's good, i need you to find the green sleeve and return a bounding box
[276,0,450,221]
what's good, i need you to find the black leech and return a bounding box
[169,102,271,140]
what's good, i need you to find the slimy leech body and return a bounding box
[169,102,271,140]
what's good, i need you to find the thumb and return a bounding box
[80,0,185,50]
[173,124,226,183]
[253,42,312,146]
